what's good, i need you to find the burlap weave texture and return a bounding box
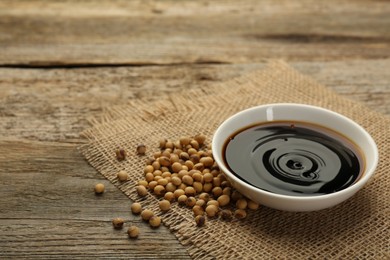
[81,61,389,259]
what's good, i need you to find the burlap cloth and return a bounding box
[80,61,389,259]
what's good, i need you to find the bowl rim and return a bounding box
[211,103,379,201]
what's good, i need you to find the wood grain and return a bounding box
[0,0,389,66]
[1,60,389,142]
[0,140,190,259]
[0,0,389,258]
[1,60,389,258]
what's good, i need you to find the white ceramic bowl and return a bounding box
[212,103,378,211]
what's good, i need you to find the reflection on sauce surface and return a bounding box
[223,121,364,196]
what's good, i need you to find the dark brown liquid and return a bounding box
[223,121,365,196]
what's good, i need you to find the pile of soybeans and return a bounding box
[98,135,260,239]
[134,135,259,227]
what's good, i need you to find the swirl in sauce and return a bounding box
[223,121,364,196]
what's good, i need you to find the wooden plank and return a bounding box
[1,58,388,257]
[1,60,387,258]
[0,60,389,142]
[0,0,389,65]
[0,140,190,259]
[1,1,389,258]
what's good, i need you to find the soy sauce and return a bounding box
[223,121,365,196]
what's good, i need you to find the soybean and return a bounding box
[195,215,206,227]
[234,209,247,219]
[164,192,175,202]
[194,134,206,145]
[171,162,182,173]
[159,139,167,149]
[195,199,206,208]
[178,194,188,205]
[159,156,171,167]
[137,144,146,155]
[174,189,185,199]
[236,198,248,210]
[141,209,154,221]
[190,140,199,150]
[203,183,213,192]
[138,180,149,187]
[145,172,154,182]
[157,178,169,186]
[247,200,260,210]
[193,205,205,216]
[207,200,219,207]
[171,176,182,186]
[165,182,176,192]
[117,170,129,181]
[231,191,243,201]
[116,149,126,161]
[153,185,165,196]
[159,200,171,212]
[220,209,233,221]
[212,187,223,198]
[185,186,196,196]
[131,203,142,214]
[203,173,213,183]
[148,181,158,190]
[180,137,191,146]
[112,218,124,229]
[182,175,194,186]
[144,165,154,174]
[186,197,196,207]
[205,205,219,218]
[217,194,230,207]
[136,185,148,197]
[152,161,161,170]
[127,226,140,238]
[200,157,214,167]
[149,216,162,228]
[193,182,203,193]
[94,183,105,194]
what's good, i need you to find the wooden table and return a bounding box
[1,1,389,258]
